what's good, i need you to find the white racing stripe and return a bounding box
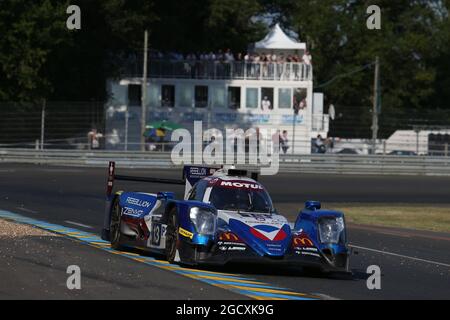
[64,220,94,229]
[349,244,450,268]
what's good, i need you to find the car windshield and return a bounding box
[209,184,275,213]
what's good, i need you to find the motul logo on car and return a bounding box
[220,181,263,190]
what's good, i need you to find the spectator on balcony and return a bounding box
[208,52,216,60]
[271,53,277,62]
[216,49,224,61]
[186,53,197,61]
[225,49,234,62]
[261,96,272,111]
[299,98,307,110]
[302,50,312,65]
[277,54,285,63]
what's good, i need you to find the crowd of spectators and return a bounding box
[149,49,312,65]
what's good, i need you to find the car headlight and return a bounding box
[318,217,345,244]
[189,207,216,235]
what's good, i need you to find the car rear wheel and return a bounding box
[165,208,179,263]
[110,198,124,250]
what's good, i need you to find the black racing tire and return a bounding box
[165,208,179,264]
[109,198,125,250]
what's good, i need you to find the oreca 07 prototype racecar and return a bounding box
[101,162,349,272]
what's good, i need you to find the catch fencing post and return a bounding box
[40,99,46,150]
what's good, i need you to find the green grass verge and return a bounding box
[327,204,450,233]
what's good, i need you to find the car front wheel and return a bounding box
[165,208,179,263]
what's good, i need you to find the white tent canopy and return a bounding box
[251,23,306,53]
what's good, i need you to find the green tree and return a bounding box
[0,0,69,102]
[45,0,156,101]
[268,0,449,137]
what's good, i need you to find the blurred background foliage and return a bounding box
[0,0,449,138]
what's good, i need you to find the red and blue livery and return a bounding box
[101,163,350,272]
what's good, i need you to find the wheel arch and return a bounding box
[161,200,179,224]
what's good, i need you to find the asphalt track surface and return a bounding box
[0,163,449,299]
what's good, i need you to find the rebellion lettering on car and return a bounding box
[190,167,208,176]
[219,181,264,190]
[126,197,152,208]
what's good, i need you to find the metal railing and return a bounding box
[1,149,449,176]
[124,60,313,81]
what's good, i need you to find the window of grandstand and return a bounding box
[195,85,209,108]
[278,88,292,109]
[261,87,274,110]
[228,87,241,109]
[178,84,193,107]
[148,85,160,107]
[246,87,259,109]
[128,84,141,106]
[161,85,175,107]
[211,86,226,108]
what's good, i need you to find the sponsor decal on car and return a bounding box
[292,232,319,256]
[218,245,246,252]
[292,233,315,248]
[250,224,287,241]
[218,232,242,242]
[219,181,264,190]
[122,207,144,217]
[151,223,166,246]
[126,197,152,208]
[190,167,209,176]
[178,227,194,239]
[217,232,246,251]
[296,251,321,258]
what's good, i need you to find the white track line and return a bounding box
[15,207,38,214]
[349,244,450,268]
[64,220,94,229]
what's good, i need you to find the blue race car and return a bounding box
[101,162,350,272]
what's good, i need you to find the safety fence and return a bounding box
[1,149,449,176]
[2,103,450,157]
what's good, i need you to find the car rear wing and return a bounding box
[182,165,221,198]
[106,161,185,198]
[106,162,259,199]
